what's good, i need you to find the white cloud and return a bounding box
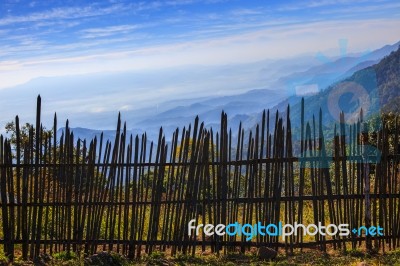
[80,24,140,39]
[277,0,387,11]
[230,8,265,16]
[0,4,125,26]
[0,18,399,90]
[318,1,400,14]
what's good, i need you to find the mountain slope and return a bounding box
[267,46,400,137]
[375,48,400,113]
[60,41,400,143]
[132,41,400,138]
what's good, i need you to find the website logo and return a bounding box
[188,220,383,241]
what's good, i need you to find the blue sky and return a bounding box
[1,0,399,90]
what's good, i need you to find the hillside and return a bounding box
[132,41,400,139]
[375,48,400,113]
[260,46,400,137]
[54,41,400,143]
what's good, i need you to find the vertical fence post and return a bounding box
[362,122,372,253]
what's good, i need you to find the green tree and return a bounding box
[5,120,53,159]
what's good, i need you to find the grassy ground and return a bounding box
[2,248,400,265]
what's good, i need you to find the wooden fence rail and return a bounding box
[0,96,399,261]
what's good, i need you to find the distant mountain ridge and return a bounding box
[129,41,400,139]
[59,40,400,142]
[249,44,400,141]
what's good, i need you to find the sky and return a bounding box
[1,0,400,90]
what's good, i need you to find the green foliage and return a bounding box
[3,249,400,265]
[5,120,53,159]
[84,252,128,266]
[174,253,206,265]
[0,250,9,264]
[375,48,400,113]
[148,250,165,260]
[109,253,129,266]
[381,250,400,266]
[144,251,170,266]
[53,251,78,261]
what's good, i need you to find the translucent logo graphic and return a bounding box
[327,81,371,125]
[291,39,382,167]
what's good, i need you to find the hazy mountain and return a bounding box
[130,41,400,141]
[0,56,323,133]
[273,40,400,96]
[251,45,400,148]
[18,40,399,143]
